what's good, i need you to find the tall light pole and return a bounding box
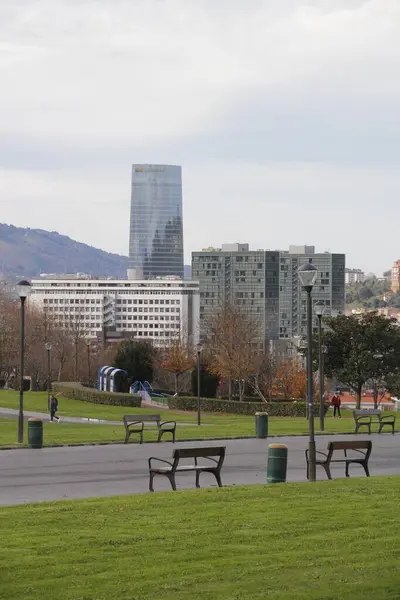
[197,346,201,426]
[17,280,31,444]
[314,302,325,432]
[86,339,91,384]
[45,342,52,411]
[298,262,318,482]
[74,338,79,381]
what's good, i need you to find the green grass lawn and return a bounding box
[0,389,397,447]
[0,477,399,600]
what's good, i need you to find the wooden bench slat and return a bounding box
[174,447,225,459]
[330,441,371,450]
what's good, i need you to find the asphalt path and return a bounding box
[0,433,399,506]
[0,407,196,426]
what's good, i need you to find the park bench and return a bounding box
[148,446,226,492]
[123,414,176,444]
[305,440,372,480]
[353,409,396,434]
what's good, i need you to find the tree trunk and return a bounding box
[373,383,378,410]
[228,378,232,401]
[174,373,179,395]
[356,385,362,410]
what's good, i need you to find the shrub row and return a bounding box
[52,382,142,407]
[167,396,330,417]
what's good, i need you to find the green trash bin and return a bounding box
[255,412,268,438]
[28,417,43,449]
[266,444,288,483]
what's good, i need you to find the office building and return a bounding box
[345,268,365,285]
[128,164,184,280]
[192,243,345,347]
[30,277,199,348]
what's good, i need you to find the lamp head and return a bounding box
[16,279,31,299]
[297,262,317,290]
[314,301,325,317]
[45,342,52,351]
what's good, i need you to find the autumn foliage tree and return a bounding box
[159,337,195,394]
[272,358,307,399]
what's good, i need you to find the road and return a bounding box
[0,434,399,506]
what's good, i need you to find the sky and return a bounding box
[0,0,399,275]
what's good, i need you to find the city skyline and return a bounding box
[1,1,400,276]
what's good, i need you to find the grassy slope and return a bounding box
[0,477,399,600]
[0,390,397,447]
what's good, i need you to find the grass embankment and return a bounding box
[0,390,396,448]
[0,477,399,600]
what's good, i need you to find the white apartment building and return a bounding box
[30,277,200,348]
[345,268,365,285]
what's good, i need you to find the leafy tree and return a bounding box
[191,365,220,398]
[113,340,155,384]
[322,312,400,409]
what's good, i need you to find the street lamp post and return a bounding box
[197,346,201,426]
[314,302,326,432]
[74,339,79,381]
[298,262,318,482]
[45,342,52,411]
[17,280,32,444]
[86,339,91,385]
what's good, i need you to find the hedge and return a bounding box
[52,382,142,407]
[167,396,330,417]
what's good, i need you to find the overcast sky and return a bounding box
[1,0,399,274]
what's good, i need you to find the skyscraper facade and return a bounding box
[128,165,184,280]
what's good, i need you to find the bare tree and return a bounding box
[204,304,260,401]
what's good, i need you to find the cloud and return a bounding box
[0,0,399,275]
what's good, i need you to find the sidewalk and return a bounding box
[0,407,198,426]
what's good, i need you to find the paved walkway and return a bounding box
[0,433,399,506]
[0,407,197,426]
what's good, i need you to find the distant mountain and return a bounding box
[0,223,129,278]
[0,223,192,279]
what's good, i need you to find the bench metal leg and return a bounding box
[168,474,177,491]
[324,465,332,480]
[149,472,155,492]
[363,463,370,477]
[195,471,201,488]
[158,429,176,443]
[124,432,130,444]
[214,471,223,488]
[345,463,350,478]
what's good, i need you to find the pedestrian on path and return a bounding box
[331,393,341,418]
[50,394,60,422]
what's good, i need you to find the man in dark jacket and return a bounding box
[50,395,60,422]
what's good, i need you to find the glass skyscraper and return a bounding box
[128,165,184,280]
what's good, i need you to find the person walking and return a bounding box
[50,394,60,422]
[331,393,341,418]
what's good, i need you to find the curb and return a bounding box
[0,430,397,451]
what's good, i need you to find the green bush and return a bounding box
[168,396,330,417]
[52,382,142,407]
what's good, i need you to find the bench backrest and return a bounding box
[353,409,380,418]
[124,414,160,424]
[172,446,226,469]
[329,440,372,451]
